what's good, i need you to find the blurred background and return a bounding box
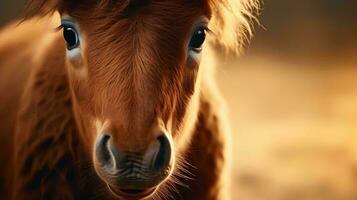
[1,0,357,200]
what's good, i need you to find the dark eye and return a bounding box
[63,25,79,50]
[189,27,206,52]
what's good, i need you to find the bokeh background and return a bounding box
[1,0,357,200]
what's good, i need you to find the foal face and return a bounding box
[61,1,210,199]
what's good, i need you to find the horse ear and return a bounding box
[23,0,60,19]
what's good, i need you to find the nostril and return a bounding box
[153,135,171,171]
[95,134,111,165]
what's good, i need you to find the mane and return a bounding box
[23,0,259,53]
[208,0,259,52]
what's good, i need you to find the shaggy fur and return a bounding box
[0,0,257,199]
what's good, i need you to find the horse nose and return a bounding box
[95,134,114,166]
[144,135,172,171]
[94,133,172,189]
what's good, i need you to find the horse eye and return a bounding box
[189,27,206,52]
[63,26,79,50]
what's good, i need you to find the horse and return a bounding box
[0,0,257,199]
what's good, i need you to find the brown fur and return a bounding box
[0,0,257,199]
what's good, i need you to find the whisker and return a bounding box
[165,180,182,200]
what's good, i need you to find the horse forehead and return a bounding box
[82,1,205,72]
[85,22,184,87]
[86,15,189,63]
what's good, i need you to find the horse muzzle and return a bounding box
[94,133,173,199]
